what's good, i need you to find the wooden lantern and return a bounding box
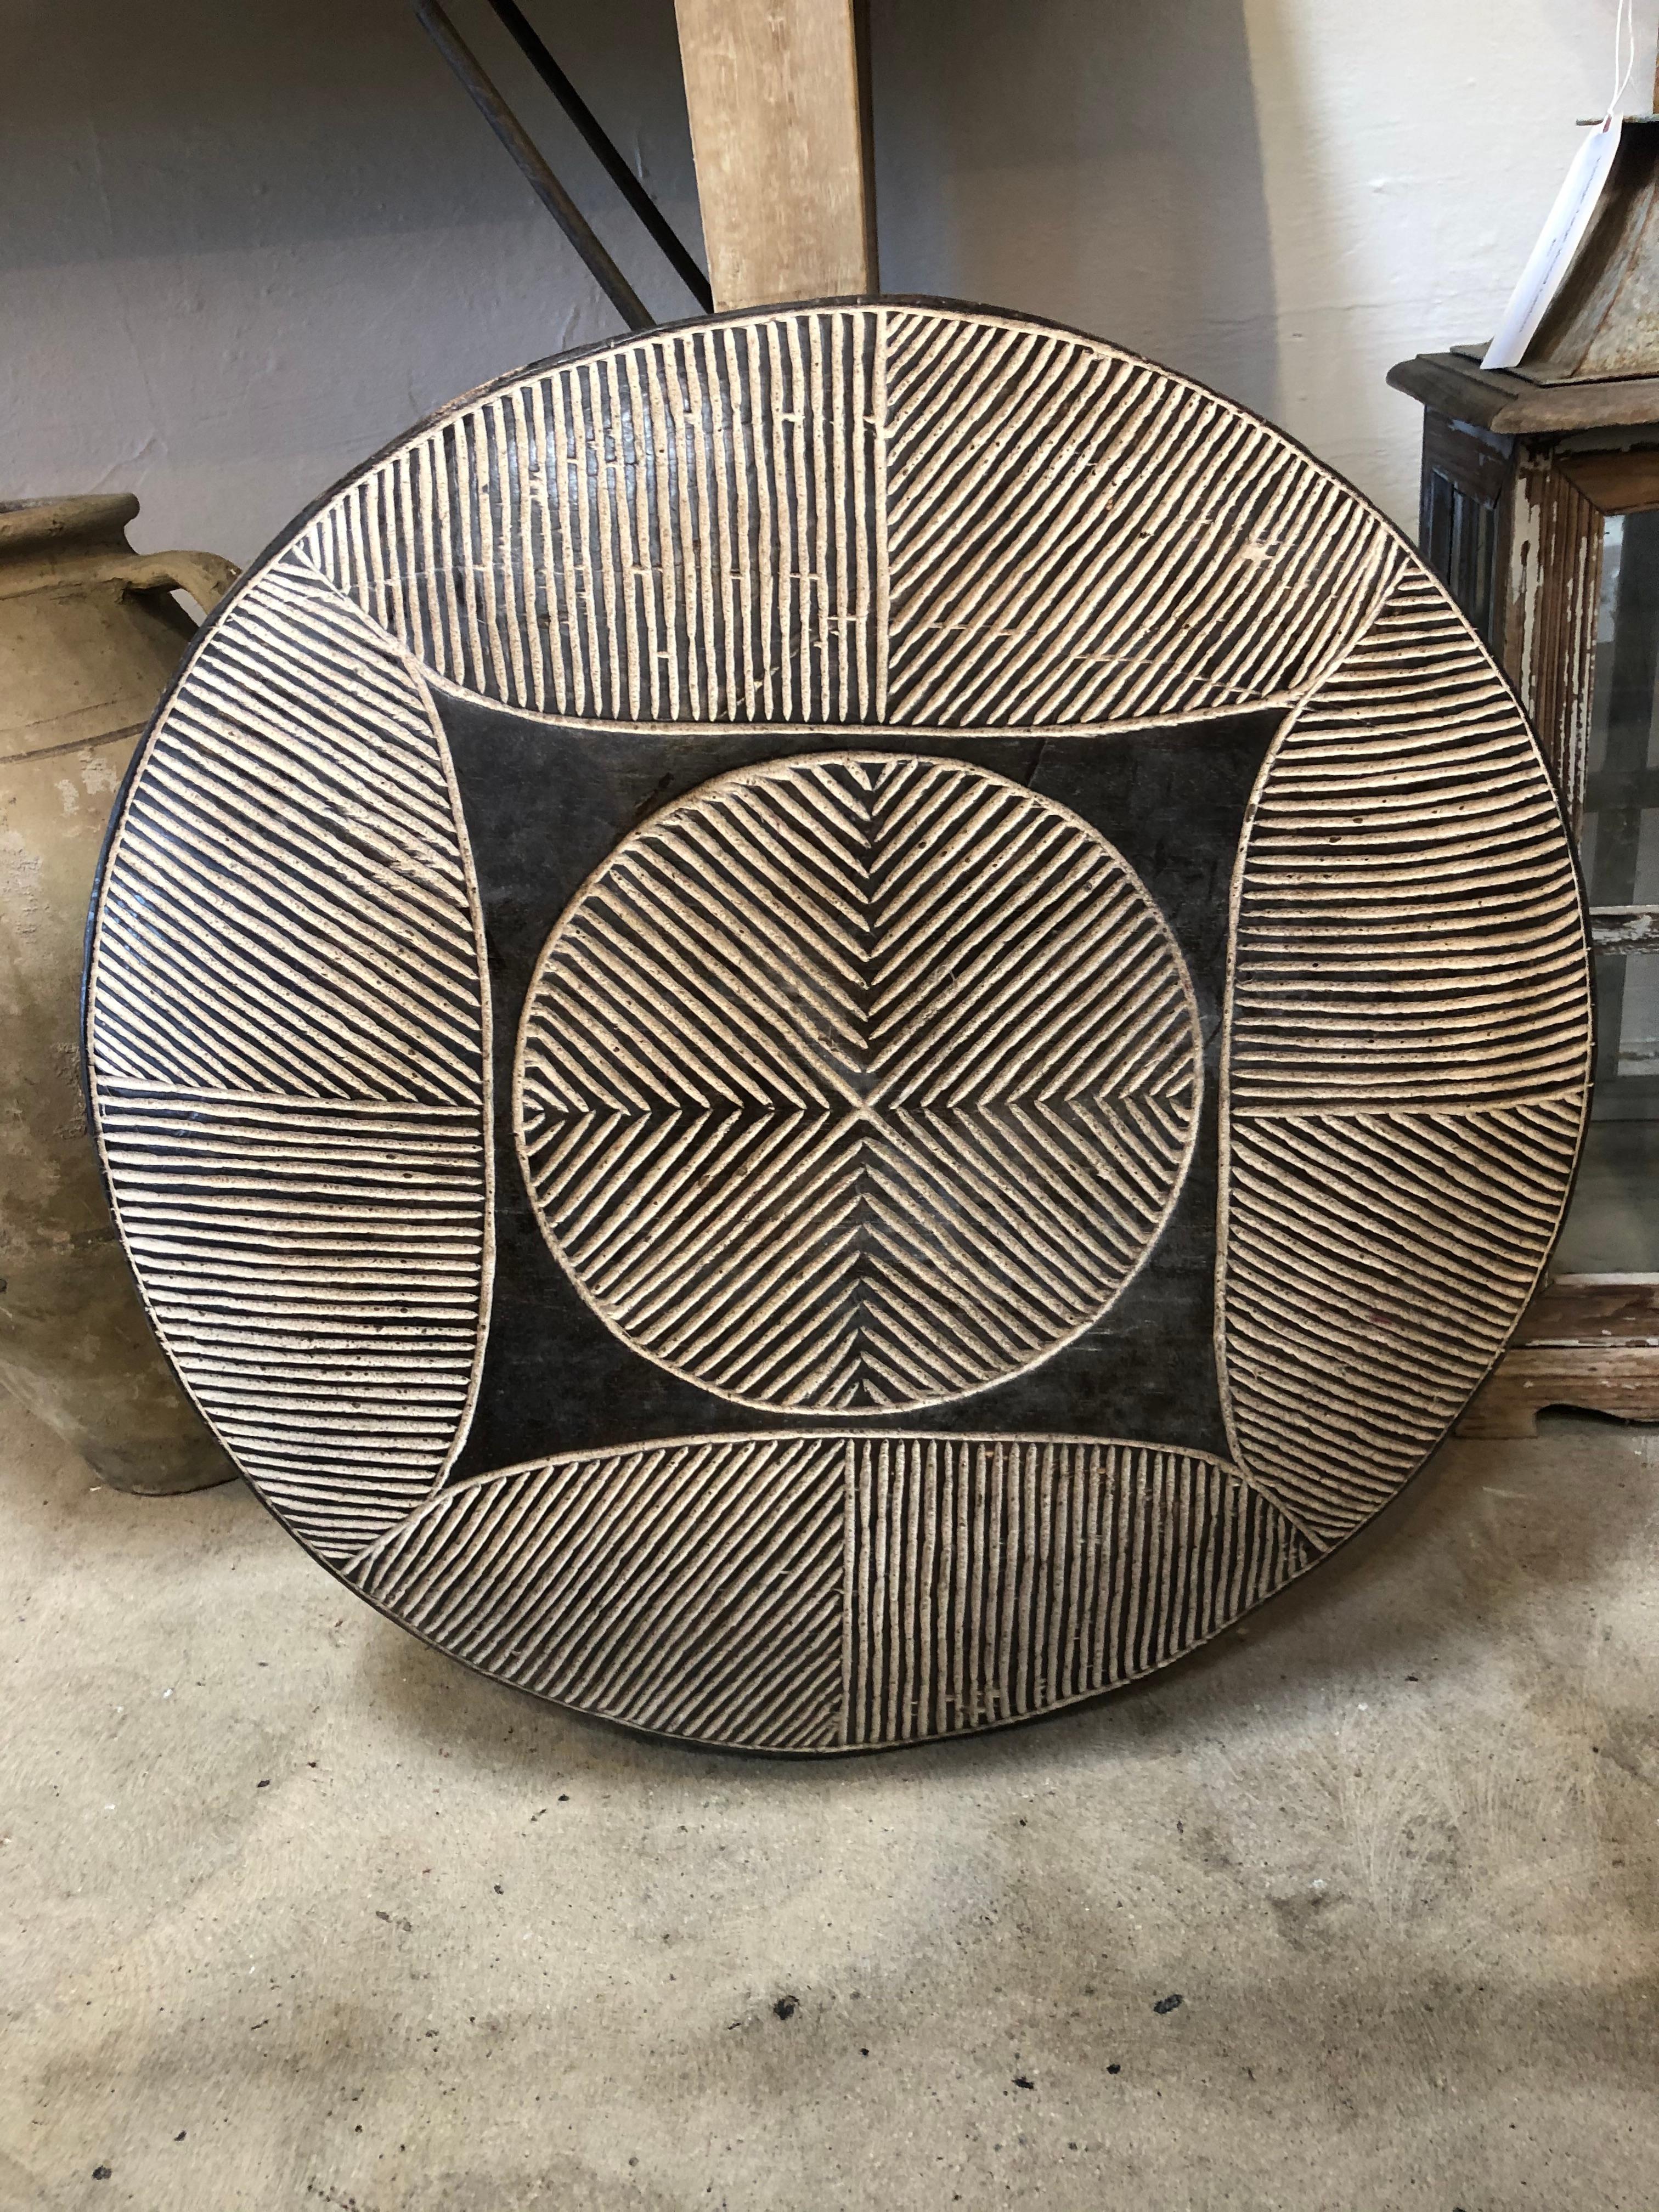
[1390,99,1659,1433]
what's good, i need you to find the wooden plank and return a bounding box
[1559,444,1659,514]
[1513,1275,1659,1344]
[1463,1277,1659,1434]
[1457,1347,1659,1437]
[673,0,875,310]
[1592,905,1659,950]
[1497,438,1602,825]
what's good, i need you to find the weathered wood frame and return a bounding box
[1391,350,1659,1431]
[672,0,877,311]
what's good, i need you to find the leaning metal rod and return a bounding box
[414,0,653,332]
[482,0,713,312]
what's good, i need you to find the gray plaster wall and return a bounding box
[0,0,1631,564]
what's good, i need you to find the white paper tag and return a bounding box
[1482,120,1623,371]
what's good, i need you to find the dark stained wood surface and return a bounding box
[1558,444,1659,512]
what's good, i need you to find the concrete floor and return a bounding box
[3,1401,1657,2212]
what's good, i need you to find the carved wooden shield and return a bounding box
[86,301,1593,1751]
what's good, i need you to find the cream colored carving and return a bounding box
[514,752,1203,1412]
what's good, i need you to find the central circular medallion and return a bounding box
[514,752,1202,1412]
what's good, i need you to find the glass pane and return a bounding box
[1553,509,1659,1273]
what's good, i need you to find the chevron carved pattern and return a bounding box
[86,301,1593,1750]
[86,558,492,1558]
[1219,570,1593,1545]
[351,1431,1312,1753]
[515,754,1203,1412]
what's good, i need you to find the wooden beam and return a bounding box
[1457,1346,1659,1435]
[673,0,876,311]
[1457,1277,1659,1435]
[1498,437,1602,819]
[1559,444,1659,514]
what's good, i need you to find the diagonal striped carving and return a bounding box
[515,753,1202,1412]
[89,558,486,1106]
[1220,1102,1584,1544]
[843,1437,1311,1745]
[295,311,879,725]
[354,1434,848,1750]
[879,307,1403,727]
[86,558,492,1556]
[350,1432,1312,1751]
[1219,569,1593,1545]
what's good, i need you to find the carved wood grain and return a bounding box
[86,303,1594,1750]
[514,752,1203,1412]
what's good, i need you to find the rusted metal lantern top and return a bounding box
[1390,105,1659,441]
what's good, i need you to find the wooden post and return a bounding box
[673,0,876,310]
[1498,438,1603,833]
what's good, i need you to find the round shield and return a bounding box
[86,300,1592,1751]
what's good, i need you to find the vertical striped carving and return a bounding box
[878,307,1403,727]
[86,557,492,1558]
[1220,569,1593,1545]
[297,311,880,724]
[842,1438,1309,1746]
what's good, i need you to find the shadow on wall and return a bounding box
[0,0,701,279]
[3,0,1442,554]
[871,0,1282,424]
[0,0,702,556]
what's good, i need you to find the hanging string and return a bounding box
[1604,0,1636,125]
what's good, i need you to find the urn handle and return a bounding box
[110,549,240,618]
